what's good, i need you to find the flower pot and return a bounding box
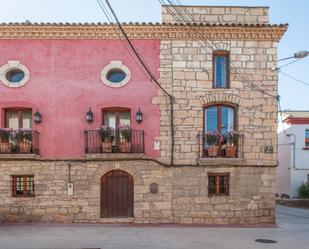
[102,141,113,153]
[0,142,12,153]
[119,142,131,153]
[207,145,219,157]
[19,142,32,153]
[225,145,237,158]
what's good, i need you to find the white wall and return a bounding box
[277,122,292,196]
[277,122,309,197]
[289,124,309,197]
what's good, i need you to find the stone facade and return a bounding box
[0,5,287,224]
[162,6,269,24]
[0,160,275,224]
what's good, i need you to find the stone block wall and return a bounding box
[0,160,275,224]
[162,6,269,24]
[155,38,278,166]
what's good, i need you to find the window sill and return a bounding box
[199,157,245,166]
[85,153,145,160]
[0,154,40,160]
[303,147,309,150]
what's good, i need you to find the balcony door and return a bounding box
[5,109,32,129]
[103,108,131,129]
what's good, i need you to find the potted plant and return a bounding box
[119,125,132,153]
[98,126,113,153]
[205,131,219,157]
[16,129,32,153]
[0,128,12,153]
[223,131,240,158]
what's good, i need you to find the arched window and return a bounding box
[203,104,239,158]
[204,104,236,135]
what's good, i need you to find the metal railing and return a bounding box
[0,129,39,154]
[84,128,144,154]
[202,132,244,158]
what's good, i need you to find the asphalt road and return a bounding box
[0,205,308,249]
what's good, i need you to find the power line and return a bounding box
[160,0,278,99]
[102,0,175,165]
[279,70,309,87]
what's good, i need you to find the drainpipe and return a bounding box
[286,133,309,171]
[286,133,296,169]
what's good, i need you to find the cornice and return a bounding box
[0,23,288,41]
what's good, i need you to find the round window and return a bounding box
[106,69,126,83]
[6,69,25,83]
[0,61,30,88]
[101,61,131,88]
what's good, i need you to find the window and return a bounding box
[213,51,229,88]
[204,105,235,135]
[0,61,30,87]
[208,173,229,196]
[106,69,126,83]
[6,69,25,83]
[5,109,32,129]
[103,108,131,128]
[305,130,309,148]
[101,61,131,88]
[12,175,34,197]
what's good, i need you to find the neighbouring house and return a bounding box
[277,111,309,198]
[0,5,287,224]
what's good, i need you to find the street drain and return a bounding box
[255,239,277,244]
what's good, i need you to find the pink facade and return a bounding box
[0,39,161,158]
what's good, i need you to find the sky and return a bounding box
[0,0,308,110]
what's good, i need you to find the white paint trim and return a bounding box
[0,60,30,88]
[101,60,131,88]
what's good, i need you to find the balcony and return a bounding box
[0,129,39,155]
[202,132,244,158]
[84,128,144,156]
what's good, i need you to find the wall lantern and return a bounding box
[136,108,143,123]
[86,108,94,123]
[34,111,42,124]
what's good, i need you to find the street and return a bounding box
[0,205,308,249]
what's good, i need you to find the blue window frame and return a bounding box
[213,51,229,88]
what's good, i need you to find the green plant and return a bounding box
[16,129,32,142]
[0,128,11,142]
[223,131,241,146]
[120,125,132,142]
[298,183,309,199]
[98,126,113,142]
[205,131,219,146]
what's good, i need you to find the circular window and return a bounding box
[106,69,126,83]
[6,69,25,83]
[101,61,131,88]
[0,61,30,88]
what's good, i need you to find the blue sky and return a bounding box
[0,0,308,110]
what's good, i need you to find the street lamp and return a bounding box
[278,50,309,61]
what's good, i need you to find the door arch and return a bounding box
[101,170,133,218]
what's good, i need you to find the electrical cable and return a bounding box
[279,70,309,87]
[102,0,175,165]
[160,0,278,99]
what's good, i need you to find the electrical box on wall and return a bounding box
[68,183,74,196]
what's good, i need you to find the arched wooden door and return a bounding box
[101,170,134,218]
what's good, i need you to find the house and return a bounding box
[277,111,309,198]
[0,5,287,224]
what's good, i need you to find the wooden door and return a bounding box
[101,170,133,218]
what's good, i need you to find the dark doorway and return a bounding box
[101,170,133,218]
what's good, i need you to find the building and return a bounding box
[277,111,309,198]
[0,5,287,224]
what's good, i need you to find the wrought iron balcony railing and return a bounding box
[0,129,39,155]
[202,132,244,158]
[84,128,144,154]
